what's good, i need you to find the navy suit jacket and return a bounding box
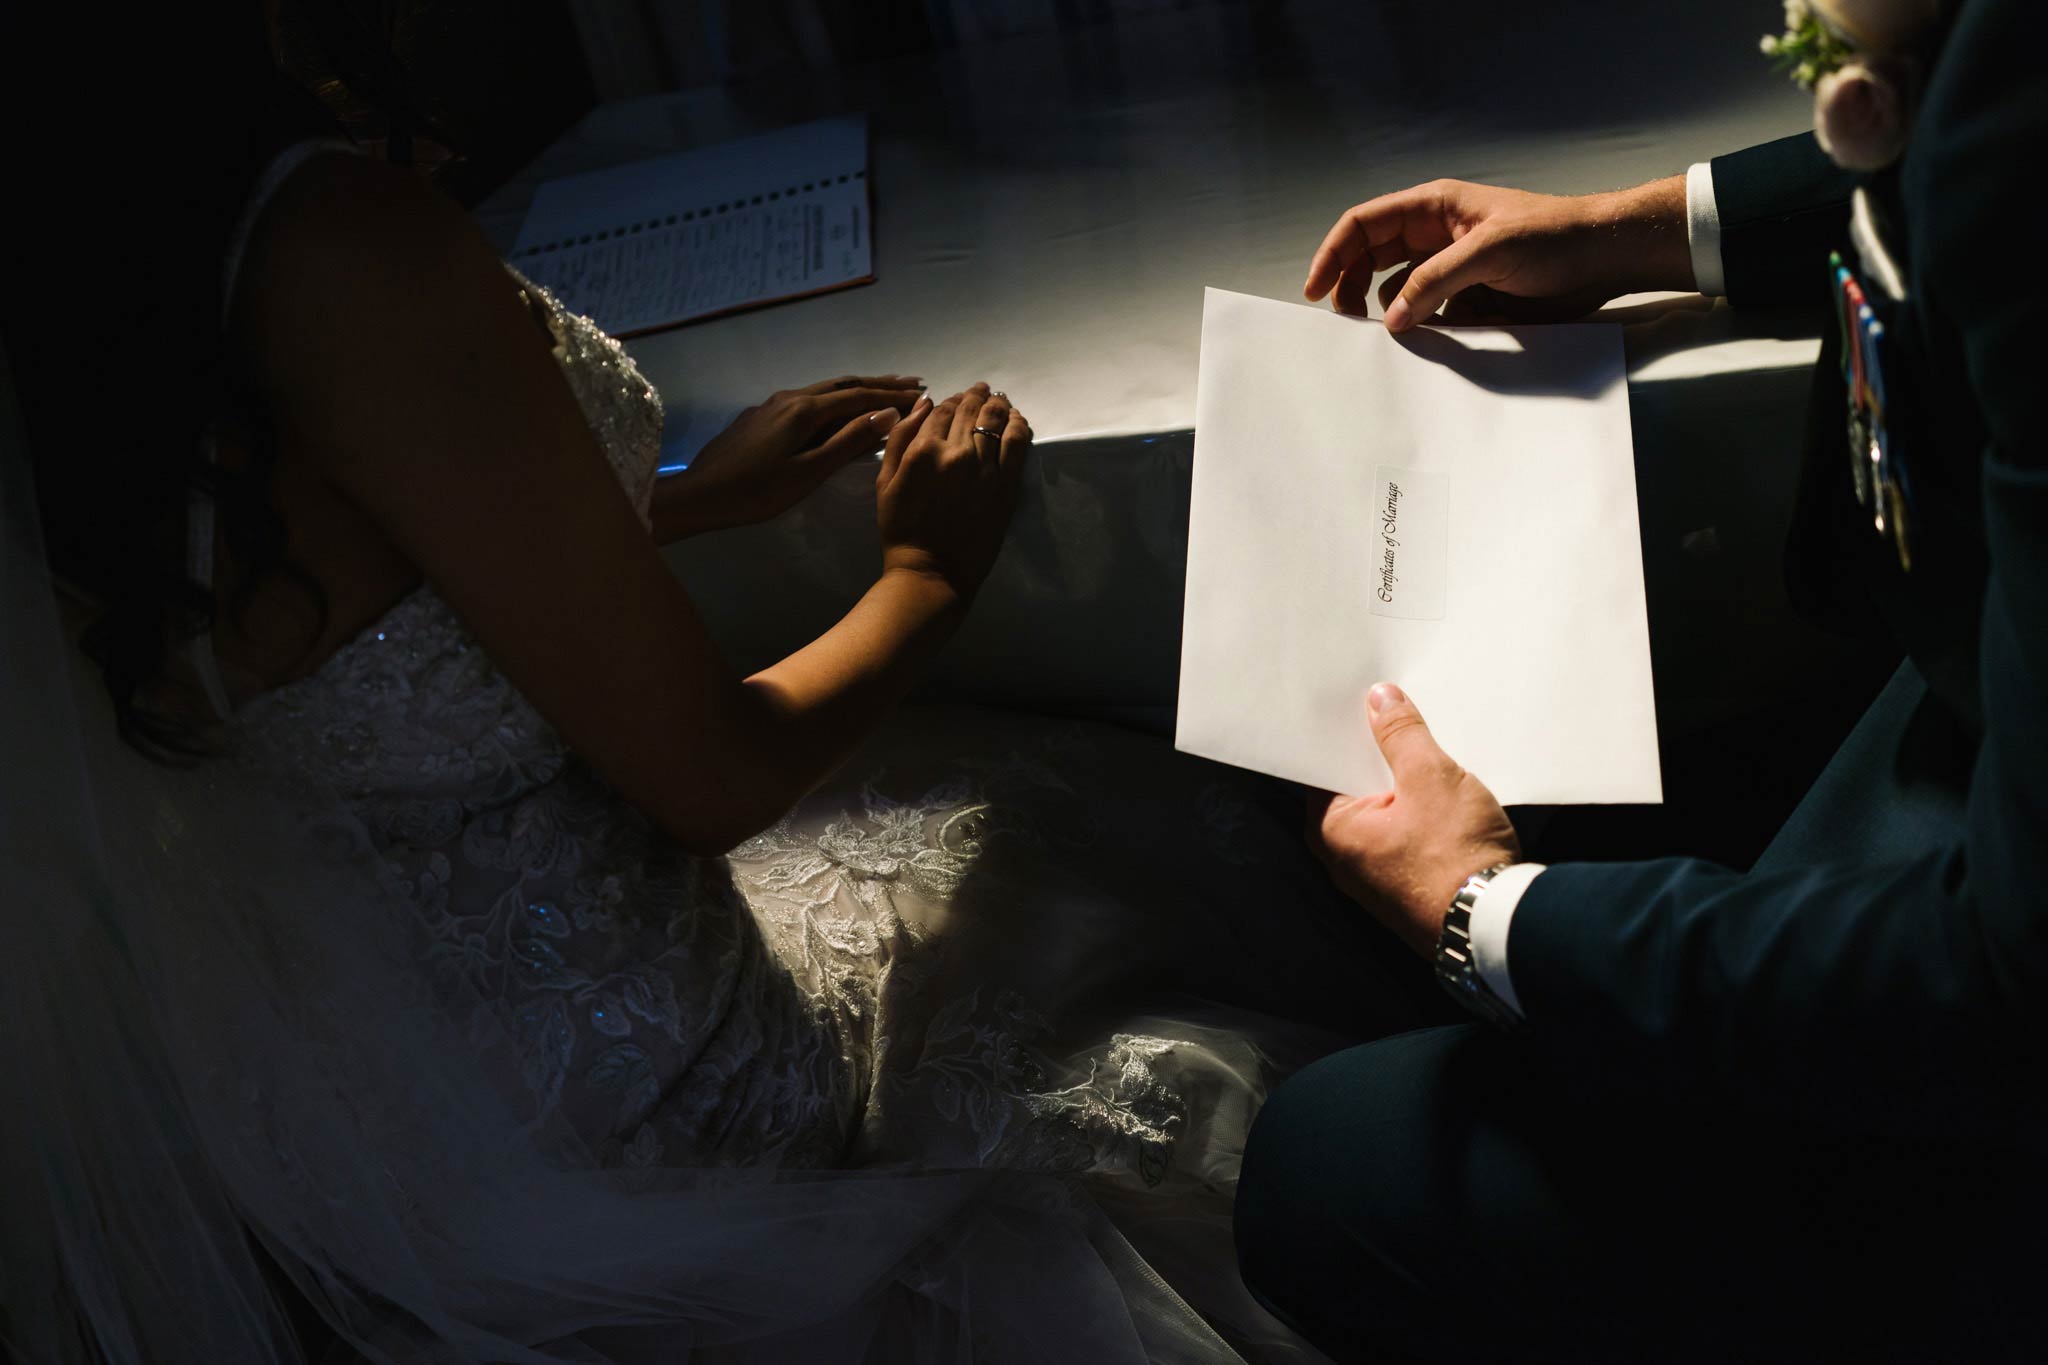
[1511,0,2048,1141]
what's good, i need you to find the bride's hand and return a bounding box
[658,374,924,537]
[877,383,1031,599]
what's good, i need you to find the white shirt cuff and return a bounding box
[1685,161,1726,298]
[1468,862,1546,1018]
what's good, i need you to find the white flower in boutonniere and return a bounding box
[1760,0,1853,88]
[1812,61,1909,170]
[1761,0,1943,171]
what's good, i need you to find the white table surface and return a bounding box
[477,0,1826,451]
[477,1,1851,744]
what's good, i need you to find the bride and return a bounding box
[1,22,1441,1364]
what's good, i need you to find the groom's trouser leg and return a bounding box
[1234,1024,2047,1363]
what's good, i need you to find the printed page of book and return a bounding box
[509,116,871,336]
[1176,288,1661,805]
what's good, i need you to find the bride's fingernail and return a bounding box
[1384,299,1411,331]
[1368,682,1405,713]
[869,408,900,429]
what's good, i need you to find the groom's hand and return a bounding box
[1307,683,1522,956]
[1304,177,1693,333]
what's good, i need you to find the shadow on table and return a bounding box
[1393,326,1618,399]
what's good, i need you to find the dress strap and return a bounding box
[184,471,234,723]
[222,137,355,323]
[187,137,358,723]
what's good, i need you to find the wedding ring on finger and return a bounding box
[972,425,1004,443]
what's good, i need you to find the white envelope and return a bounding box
[1175,288,1661,805]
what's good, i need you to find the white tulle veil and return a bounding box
[0,341,1236,1361]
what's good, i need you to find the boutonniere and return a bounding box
[1760,0,1941,170]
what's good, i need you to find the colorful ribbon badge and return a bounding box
[1830,249,1913,572]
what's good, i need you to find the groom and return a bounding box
[1235,1,2048,1359]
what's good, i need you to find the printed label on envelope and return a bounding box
[1369,465,1447,620]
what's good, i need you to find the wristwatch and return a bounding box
[1434,863,1523,1030]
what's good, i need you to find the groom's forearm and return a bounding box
[1577,175,1694,295]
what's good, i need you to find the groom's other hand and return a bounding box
[1307,683,1521,955]
[1304,177,1694,333]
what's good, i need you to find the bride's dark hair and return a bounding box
[4,4,451,759]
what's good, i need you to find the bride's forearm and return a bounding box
[741,565,966,771]
[673,568,966,851]
[648,475,716,545]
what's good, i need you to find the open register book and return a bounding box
[1175,288,1662,806]
[508,116,872,337]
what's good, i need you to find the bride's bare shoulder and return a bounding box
[240,152,461,275]
[229,152,516,389]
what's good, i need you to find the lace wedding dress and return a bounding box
[151,144,1434,1362]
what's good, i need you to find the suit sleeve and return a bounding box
[1507,1,2048,1140]
[1709,133,1862,308]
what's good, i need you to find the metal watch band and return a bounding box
[1434,863,1522,1029]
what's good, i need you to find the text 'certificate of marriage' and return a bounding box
[1175,288,1661,805]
